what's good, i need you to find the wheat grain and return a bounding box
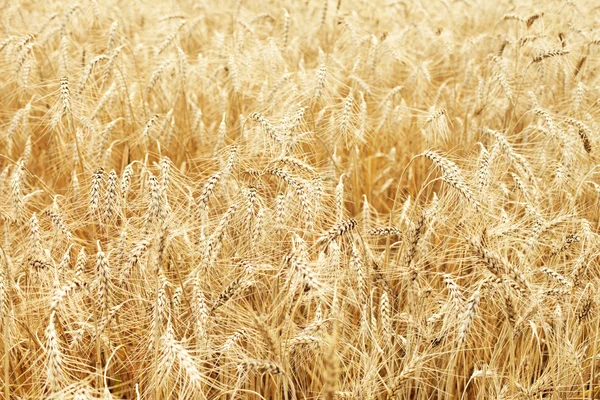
[103,170,118,220]
[90,168,104,214]
[532,49,569,63]
[317,218,357,246]
[45,311,64,393]
[95,242,110,315]
[458,288,480,346]
[423,151,480,210]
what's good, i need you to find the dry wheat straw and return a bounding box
[3,2,600,399]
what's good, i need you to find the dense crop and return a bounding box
[1,0,600,399]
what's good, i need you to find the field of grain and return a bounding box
[1,0,600,399]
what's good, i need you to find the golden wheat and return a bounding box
[2,1,600,399]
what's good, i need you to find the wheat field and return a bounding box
[1,0,600,399]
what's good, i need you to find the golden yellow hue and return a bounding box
[1,0,599,399]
